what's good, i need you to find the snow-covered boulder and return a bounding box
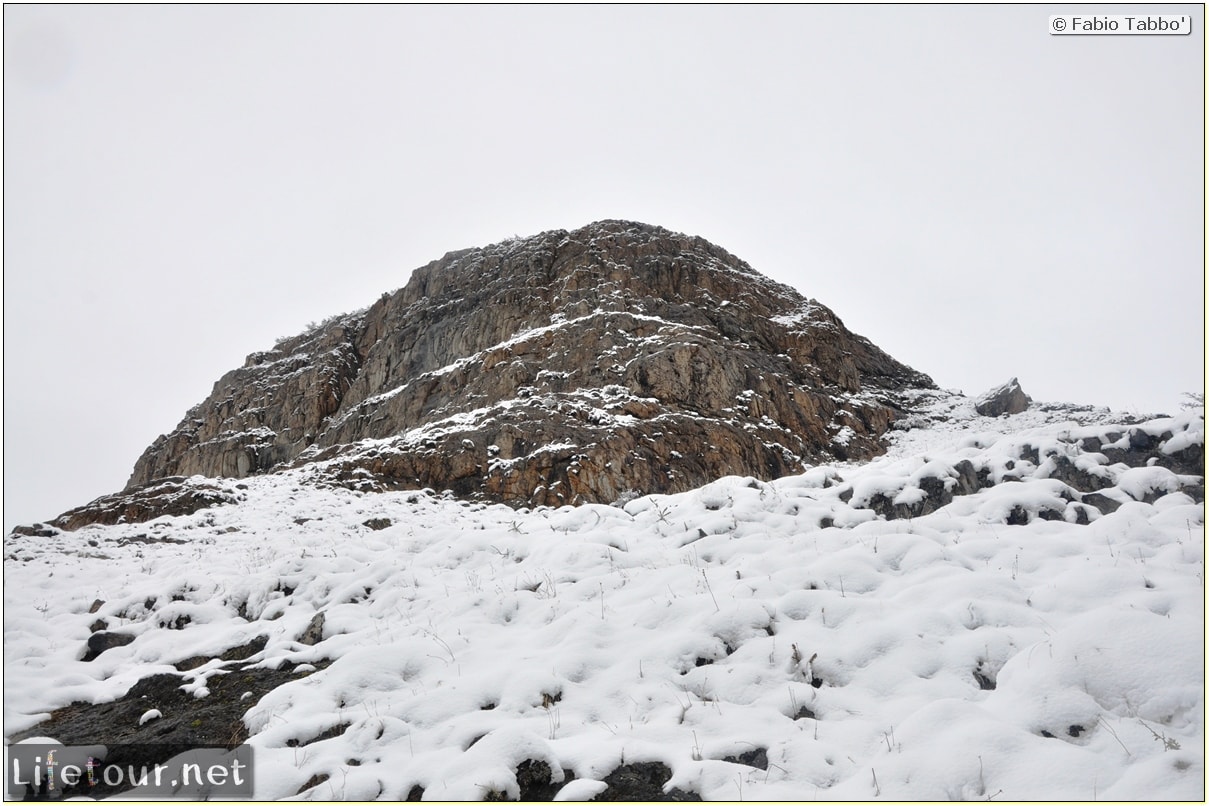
[975,377,1032,416]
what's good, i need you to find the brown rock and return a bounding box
[49,477,239,531]
[123,221,934,507]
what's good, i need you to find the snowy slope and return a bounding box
[4,402,1204,800]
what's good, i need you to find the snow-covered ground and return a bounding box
[4,401,1204,800]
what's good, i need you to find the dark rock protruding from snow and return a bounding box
[836,412,1204,524]
[47,477,240,532]
[591,761,701,801]
[81,631,135,662]
[117,221,934,510]
[975,378,1032,417]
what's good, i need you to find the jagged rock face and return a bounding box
[128,221,934,507]
[975,378,1032,417]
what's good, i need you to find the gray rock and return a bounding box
[975,378,1031,417]
[82,631,135,661]
[1082,492,1124,515]
[298,612,325,646]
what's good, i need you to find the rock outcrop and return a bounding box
[41,476,242,532]
[125,221,934,509]
[975,378,1031,417]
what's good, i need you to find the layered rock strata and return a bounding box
[127,220,935,507]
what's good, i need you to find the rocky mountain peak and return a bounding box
[124,221,934,512]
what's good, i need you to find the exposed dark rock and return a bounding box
[1157,441,1205,477]
[126,672,187,700]
[1082,492,1124,515]
[220,634,269,661]
[952,460,984,495]
[916,474,954,515]
[296,773,331,796]
[846,420,1204,525]
[973,663,997,691]
[174,636,268,672]
[1006,506,1031,526]
[1043,455,1112,492]
[1080,436,1104,453]
[722,748,769,770]
[363,517,392,530]
[47,476,239,532]
[591,761,701,801]
[8,659,328,759]
[975,378,1031,417]
[1098,428,1194,470]
[81,631,135,661]
[10,522,60,537]
[1071,504,1093,525]
[1129,429,1158,451]
[515,759,566,801]
[174,656,210,672]
[286,722,349,748]
[122,221,933,510]
[117,533,189,546]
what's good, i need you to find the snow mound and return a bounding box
[4,410,1203,800]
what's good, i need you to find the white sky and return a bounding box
[4,5,1204,532]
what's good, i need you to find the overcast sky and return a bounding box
[4,5,1204,532]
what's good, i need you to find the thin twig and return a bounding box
[702,569,720,611]
[1097,716,1131,756]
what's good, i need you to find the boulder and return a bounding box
[975,378,1031,417]
[81,631,135,661]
